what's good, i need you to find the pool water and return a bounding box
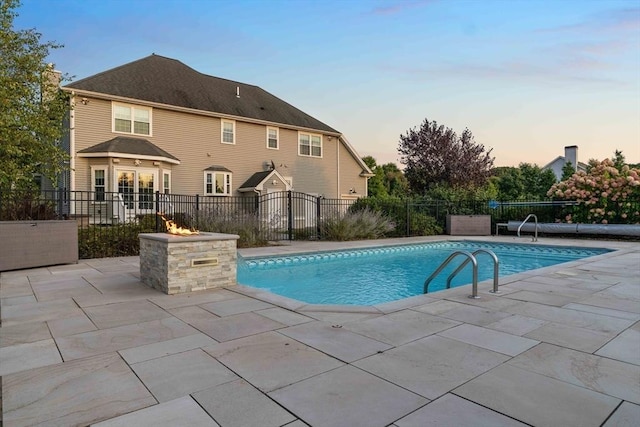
[237,241,611,306]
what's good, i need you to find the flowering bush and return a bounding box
[547,158,640,224]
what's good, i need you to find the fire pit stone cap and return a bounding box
[139,232,240,242]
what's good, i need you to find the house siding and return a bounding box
[71,96,366,198]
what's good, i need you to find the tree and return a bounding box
[519,163,557,199]
[398,118,494,194]
[0,0,69,189]
[561,161,576,181]
[362,156,409,198]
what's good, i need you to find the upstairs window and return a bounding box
[204,171,232,196]
[299,132,322,157]
[267,127,279,149]
[113,103,151,136]
[222,120,235,144]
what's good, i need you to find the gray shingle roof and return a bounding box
[77,136,179,161]
[239,171,273,190]
[65,54,339,133]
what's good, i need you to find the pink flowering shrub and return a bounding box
[547,158,640,224]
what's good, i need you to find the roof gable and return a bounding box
[65,54,338,134]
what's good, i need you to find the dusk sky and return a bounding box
[15,0,640,168]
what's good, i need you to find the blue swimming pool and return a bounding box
[237,241,611,306]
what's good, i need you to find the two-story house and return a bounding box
[60,54,372,220]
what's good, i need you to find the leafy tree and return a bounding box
[519,163,557,199]
[362,156,409,198]
[561,161,576,181]
[491,167,524,200]
[0,0,69,189]
[380,162,408,197]
[398,118,494,194]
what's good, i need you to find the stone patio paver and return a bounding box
[204,331,344,392]
[394,393,527,426]
[192,311,286,342]
[56,316,199,360]
[524,321,616,352]
[508,342,640,404]
[130,348,238,402]
[453,363,620,427]
[342,308,460,346]
[47,313,97,337]
[200,297,275,316]
[83,299,171,329]
[92,396,219,427]
[118,332,218,364]
[354,334,510,399]
[2,352,156,427]
[563,302,640,320]
[0,321,51,347]
[484,314,547,336]
[437,323,539,356]
[193,379,296,427]
[0,339,62,376]
[269,365,428,427]
[254,307,314,326]
[1,298,83,326]
[278,321,392,362]
[595,326,640,365]
[602,401,640,427]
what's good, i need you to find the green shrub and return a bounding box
[409,212,443,236]
[78,224,147,259]
[321,208,394,241]
[196,211,268,248]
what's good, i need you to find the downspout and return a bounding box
[336,136,340,198]
[69,92,76,214]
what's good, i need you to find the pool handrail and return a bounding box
[517,213,538,242]
[423,250,480,299]
[446,249,500,294]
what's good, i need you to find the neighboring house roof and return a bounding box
[64,54,339,134]
[77,136,180,164]
[542,156,588,172]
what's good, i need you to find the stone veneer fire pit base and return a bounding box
[139,232,239,295]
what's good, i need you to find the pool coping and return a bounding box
[236,235,637,315]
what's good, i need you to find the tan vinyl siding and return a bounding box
[71,96,367,198]
[338,142,366,197]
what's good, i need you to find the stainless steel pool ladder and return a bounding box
[423,249,500,299]
[518,213,539,242]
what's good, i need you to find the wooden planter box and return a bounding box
[0,221,78,271]
[446,215,491,236]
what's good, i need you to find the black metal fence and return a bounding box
[2,189,637,258]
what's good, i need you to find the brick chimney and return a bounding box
[564,145,578,171]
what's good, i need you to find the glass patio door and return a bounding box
[116,169,157,214]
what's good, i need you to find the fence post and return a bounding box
[154,191,160,231]
[195,194,200,229]
[56,187,63,219]
[287,191,293,241]
[316,196,322,240]
[406,199,411,237]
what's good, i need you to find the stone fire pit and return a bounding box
[139,232,239,295]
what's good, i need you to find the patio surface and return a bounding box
[1,235,639,427]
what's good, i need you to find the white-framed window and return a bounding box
[163,172,171,194]
[204,171,232,196]
[267,127,279,149]
[112,103,152,136]
[298,132,322,157]
[91,166,108,202]
[221,119,235,144]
